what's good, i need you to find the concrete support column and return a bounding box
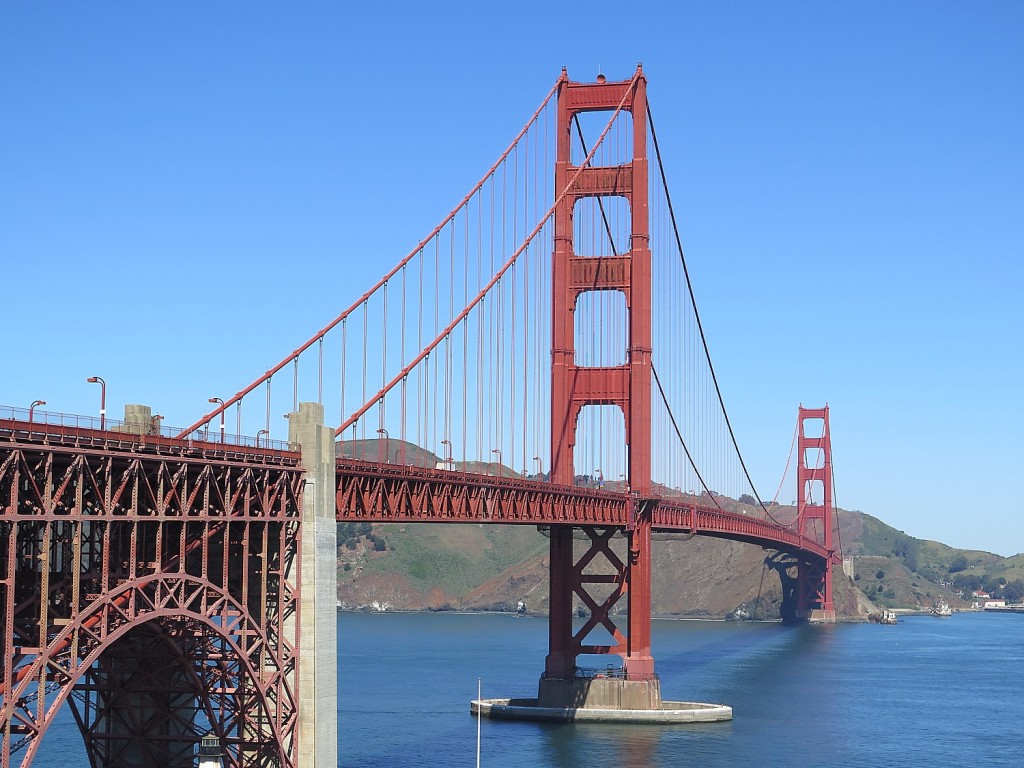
[288,403,337,768]
[122,404,152,435]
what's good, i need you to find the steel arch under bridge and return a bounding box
[0,418,304,768]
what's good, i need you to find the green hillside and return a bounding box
[835,510,1021,609]
[350,523,547,596]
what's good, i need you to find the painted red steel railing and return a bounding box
[0,406,293,457]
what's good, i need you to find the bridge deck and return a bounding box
[336,459,832,562]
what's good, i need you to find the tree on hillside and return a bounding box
[1003,579,1024,604]
[948,555,969,574]
[892,535,921,572]
[984,577,1004,595]
[952,573,983,592]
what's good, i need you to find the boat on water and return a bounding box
[930,600,953,617]
[725,605,749,621]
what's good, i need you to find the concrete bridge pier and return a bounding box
[538,676,663,711]
[288,403,337,768]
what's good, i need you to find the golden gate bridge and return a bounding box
[1,66,838,768]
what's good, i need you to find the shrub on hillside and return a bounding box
[948,555,969,574]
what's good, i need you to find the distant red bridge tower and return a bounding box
[795,405,836,622]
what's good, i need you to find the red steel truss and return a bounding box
[0,418,303,768]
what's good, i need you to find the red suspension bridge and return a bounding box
[1,66,839,768]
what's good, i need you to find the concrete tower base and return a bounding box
[474,674,731,725]
[804,608,837,624]
[538,675,662,710]
[471,697,732,725]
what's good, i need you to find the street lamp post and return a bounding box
[86,377,106,430]
[28,400,46,425]
[150,414,163,435]
[441,439,453,470]
[533,456,542,478]
[256,429,269,448]
[377,428,390,464]
[208,398,225,444]
[491,448,502,477]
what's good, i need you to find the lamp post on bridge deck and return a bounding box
[377,428,389,464]
[208,397,225,443]
[86,376,106,430]
[28,400,45,425]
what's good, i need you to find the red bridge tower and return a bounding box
[542,65,661,708]
[795,405,836,622]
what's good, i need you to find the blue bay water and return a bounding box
[28,611,1024,766]
[337,611,1024,768]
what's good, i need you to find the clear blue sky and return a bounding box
[2,3,1021,555]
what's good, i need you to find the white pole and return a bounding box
[476,677,482,768]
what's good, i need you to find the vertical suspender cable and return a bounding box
[361,300,368,441]
[648,103,779,521]
[318,337,324,405]
[341,318,347,429]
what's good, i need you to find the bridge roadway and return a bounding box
[336,459,832,561]
[0,413,830,571]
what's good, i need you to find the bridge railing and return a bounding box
[337,456,629,498]
[0,406,297,462]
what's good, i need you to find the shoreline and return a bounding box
[335,605,876,623]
